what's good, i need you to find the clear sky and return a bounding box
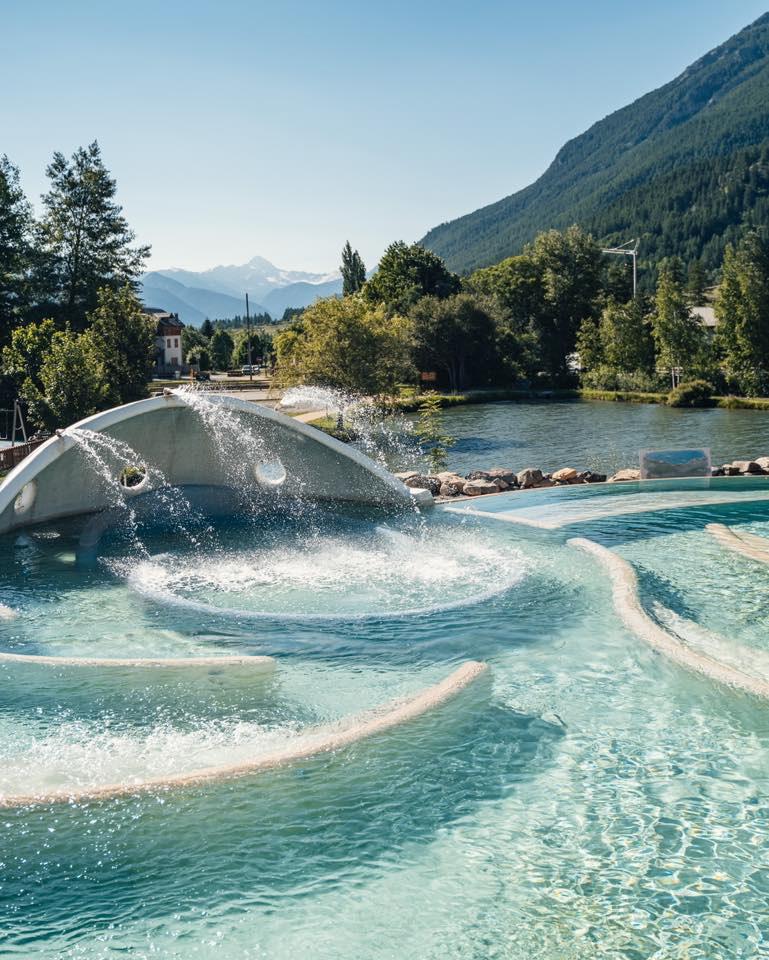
[3,1,768,274]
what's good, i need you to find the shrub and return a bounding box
[666,379,713,407]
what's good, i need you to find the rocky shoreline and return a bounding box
[395,457,769,500]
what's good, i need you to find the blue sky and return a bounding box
[3,1,768,273]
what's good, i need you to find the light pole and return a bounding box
[601,239,639,298]
[245,292,253,383]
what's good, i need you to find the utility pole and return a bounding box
[601,239,639,298]
[245,292,253,383]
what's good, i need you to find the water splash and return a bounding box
[66,427,210,552]
[279,385,418,468]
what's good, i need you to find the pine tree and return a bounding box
[340,241,366,296]
[200,317,214,339]
[35,141,149,330]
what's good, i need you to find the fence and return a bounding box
[0,437,48,473]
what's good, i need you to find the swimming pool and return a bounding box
[1,480,769,958]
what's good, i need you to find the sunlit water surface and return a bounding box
[1,497,769,959]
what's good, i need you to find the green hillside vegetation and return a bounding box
[422,13,769,281]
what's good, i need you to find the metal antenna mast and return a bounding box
[601,239,639,298]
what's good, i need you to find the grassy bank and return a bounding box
[391,388,769,411]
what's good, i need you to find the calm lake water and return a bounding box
[436,400,769,475]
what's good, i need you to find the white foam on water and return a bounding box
[122,524,526,621]
[0,717,303,795]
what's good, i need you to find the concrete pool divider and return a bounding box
[0,660,489,808]
[568,537,769,699]
[706,523,769,565]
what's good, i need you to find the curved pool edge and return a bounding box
[706,522,769,565]
[0,660,489,808]
[567,536,769,699]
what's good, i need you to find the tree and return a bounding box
[187,345,211,371]
[600,298,654,372]
[21,328,103,430]
[526,227,603,381]
[274,296,413,395]
[209,327,234,370]
[410,293,496,392]
[233,329,268,366]
[0,156,32,347]
[83,286,155,404]
[364,241,460,311]
[415,394,455,472]
[715,231,769,395]
[651,260,705,377]
[1,318,58,398]
[686,261,708,306]
[182,326,208,357]
[35,141,149,330]
[341,241,366,296]
[200,317,214,339]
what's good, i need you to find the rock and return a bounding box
[464,479,499,496]
[403,474,442,495]
[609,468,641,482]
[491,477,510,491]
[516,467,544,489]
[730,460,763,475]
[552,467,578,484]
[394,471,419,481]
[439,481,463,497]
[722,464,741,476]
[486,467,518,487]
[465,470,493,481]
[755,457,769,473]
[437,473,466,493]
[711,466,725,477]
[578,470,606,484]
[533,477,554,488]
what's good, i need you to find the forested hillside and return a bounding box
[422,13,769,280]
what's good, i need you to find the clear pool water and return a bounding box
[2,489,769,958]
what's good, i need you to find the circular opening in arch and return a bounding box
[13,480,37,515]
[119,464,149,495]
[254,460,287,487]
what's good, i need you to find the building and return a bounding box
[145,309,185,373]
[692,305,718,339]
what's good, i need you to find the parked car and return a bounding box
[195,371,211,382]
[240,364,260,375]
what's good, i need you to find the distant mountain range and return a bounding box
[141,255,342,326]
[422,13,769,277]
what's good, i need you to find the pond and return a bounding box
[432,400,769,476]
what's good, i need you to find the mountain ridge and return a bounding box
[421,13,769,275]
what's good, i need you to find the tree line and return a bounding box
[0,143,153,428]
[276,226,769,401]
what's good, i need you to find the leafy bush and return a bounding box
[666,379,713,407]
[580,365,666,393]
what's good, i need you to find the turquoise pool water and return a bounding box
[2,489,769,958]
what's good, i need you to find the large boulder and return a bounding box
[755,457,769,473]
[729,460,763,475]
[609,468,641,482]
[516,467,544,489]
[486,467,518,487]
[552,467,578,484]
[464,479,499,497]
[578,470,607,484]
[437,473,466,496]
[403,474,442,495]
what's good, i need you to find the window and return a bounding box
[167,338,171,347]
[174,338,179,347]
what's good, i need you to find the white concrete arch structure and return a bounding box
[0,392,414,534]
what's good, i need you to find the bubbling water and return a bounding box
[120,518,527,621]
